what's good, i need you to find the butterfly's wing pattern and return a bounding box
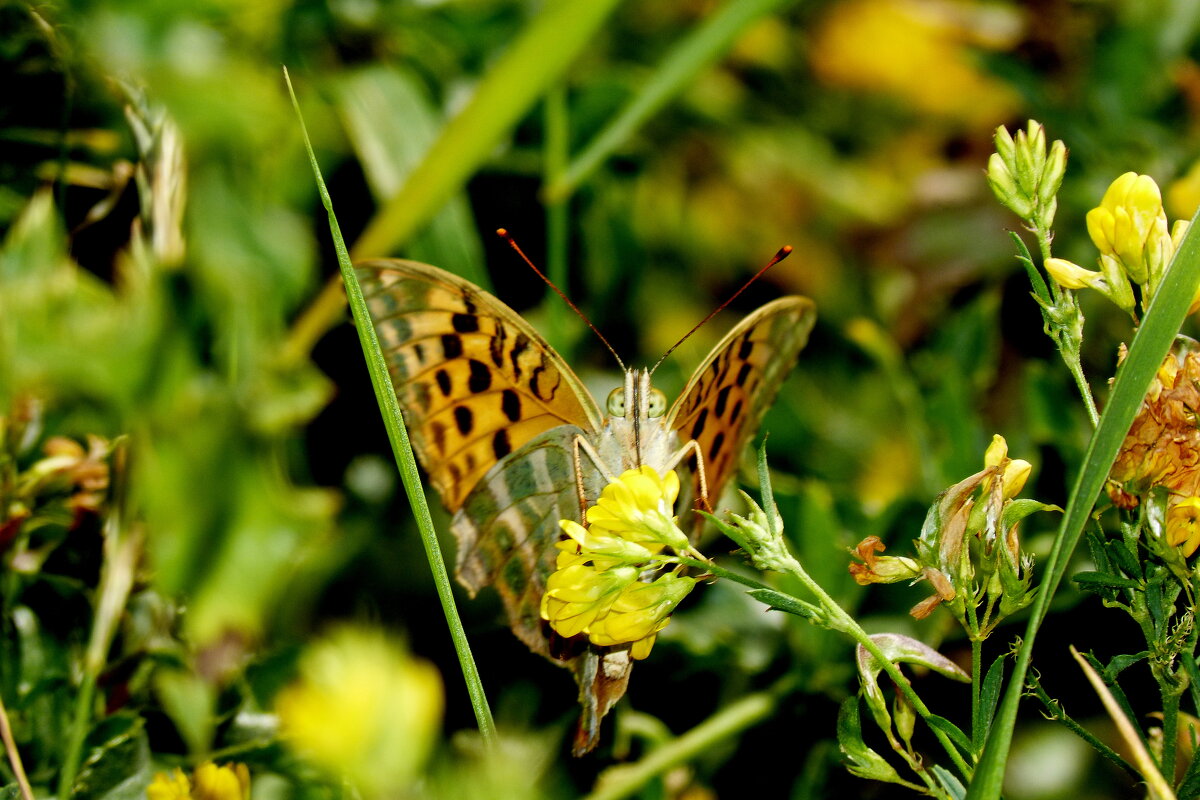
[356,259,604,512]
[669,297,817,506]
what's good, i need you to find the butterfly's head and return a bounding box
[606,371,667,419]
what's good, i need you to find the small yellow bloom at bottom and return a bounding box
[586,573,697,659]
[192,763,250,800]
[1168,497,1200,556]
[147,769,191,800]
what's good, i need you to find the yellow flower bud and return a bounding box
[1001,459,1032,500]
[1044,257,1101,290]
[983,434,1009,468]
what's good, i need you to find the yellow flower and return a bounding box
[1168,497,1200,557]
[809,0,1019,127]
[585,466,689,552]
[586,573,697,659]
[540,562,639,638]
[191,763,249,800]
[147,769,192,800]
[1086,172,1171,286]
[542,468,701,659]
[275,626,442,797]
[981,434,1031,500]
[147,764,249,800]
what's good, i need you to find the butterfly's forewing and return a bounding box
[356,260,604,511]
[668,297,817,505]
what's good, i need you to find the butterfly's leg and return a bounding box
[665,439,712,512]
[572,436,621,522]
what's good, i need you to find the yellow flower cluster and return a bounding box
[275,626,443,797]
[541,467,699,660]
[147,763,249,800]
[1108,347,1200,556]
[1045,173,1193,315]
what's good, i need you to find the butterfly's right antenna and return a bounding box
[650,245,793,375]
[496,228,627,372]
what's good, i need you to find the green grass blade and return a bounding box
[351,0,624,260]
[966,210,1200,798]
[284,68,497,744]
[543,0,791,203]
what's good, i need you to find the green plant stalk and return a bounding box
[285,69,496,743]
[971,637,983,747]
[680,557,972,779]
[1027,671,1138,778]
[544,0,790,202]
[1034,222,1100,427]
[583,678,791,800]
[967,210,1200,800]
[59,444,139,800]
[1160,683,1181,782]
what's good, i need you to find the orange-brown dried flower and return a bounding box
[1108,346,1200,555]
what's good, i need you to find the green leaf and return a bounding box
[974,653,1007,751]
[745,587,823,622]
[969,205,1200,800]
[353,0,625,258]
[70,713,152,800]
[836,696,906,785]
[1072,571,1142,590]
[336,65,485,285]
[926,715,973,754]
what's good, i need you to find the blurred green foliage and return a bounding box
[4,0,1200,797]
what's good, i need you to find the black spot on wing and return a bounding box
[691,408,708,440]
[468,359,492,393]
[435,369,452,397]
[441,334,463,359]
[501,389,522,422]
[736,362,752,387]
[431,421,446,453]
[715,385,731,417]
[709,431,725,462]
[738,335,754,360]
[492,429,512,459]
[454,405,474,435]
[413,343,425,364]
[510,333,530,378]
[452,313,480,333]
[730,398,744,422]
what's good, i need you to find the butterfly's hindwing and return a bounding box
[357,260,603,510]
[669,297,816,505]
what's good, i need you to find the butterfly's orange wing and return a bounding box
[668,297,817,505]
[356,260,604,510]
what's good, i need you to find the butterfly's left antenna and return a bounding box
[496,228,627,372]
[650,245,793,375]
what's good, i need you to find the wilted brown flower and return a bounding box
[1108,345,1200,555]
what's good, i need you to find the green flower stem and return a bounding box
[59,443,138,800]
[1160,683,1181,782]
[582,677,793,800]
[1034,221,1099,427]
[285,69,497,745]
[971,637,983,747]
[679,557,972,779]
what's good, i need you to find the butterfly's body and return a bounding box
[357,258,815,753]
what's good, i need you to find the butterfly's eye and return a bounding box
[606,387,627,417]
[647,388,667,418]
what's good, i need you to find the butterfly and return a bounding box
[356,257,816,753]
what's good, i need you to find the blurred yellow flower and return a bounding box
[542,468,700,660]
[147,763,248,800]
[809,0,1020,127]
[1167,159,1200,222]
[275,626,442,797]
[147,768,191,800]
